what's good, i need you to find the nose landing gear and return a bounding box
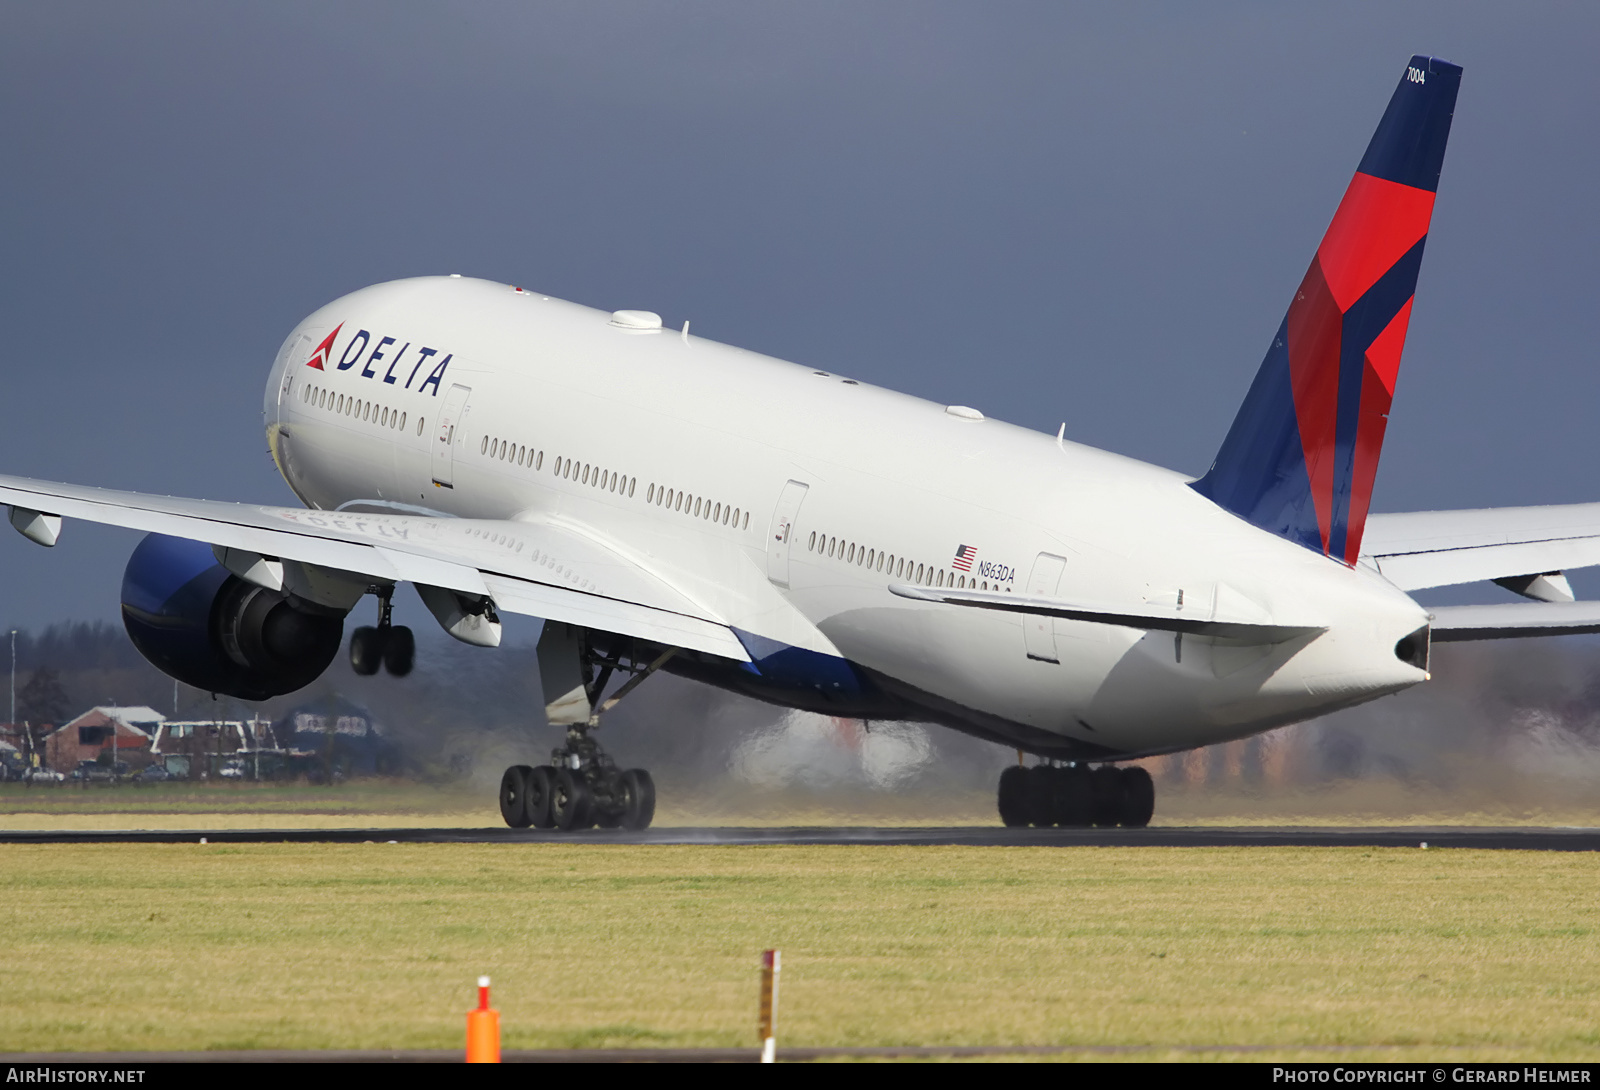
[998,762,1154,828]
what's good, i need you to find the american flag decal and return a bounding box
[952,544,975,572]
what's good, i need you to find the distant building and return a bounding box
[43,706,163,773]
[149,718,273,777]
[272,698,400,778]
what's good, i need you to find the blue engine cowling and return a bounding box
[121,534,345,700]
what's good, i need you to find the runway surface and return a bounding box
[1,825,1597,849]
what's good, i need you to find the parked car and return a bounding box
[138,765,171,782]
[24,768,65,784]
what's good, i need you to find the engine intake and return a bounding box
[121,533,345,700]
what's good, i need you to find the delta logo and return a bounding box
[302,324,342,371]
[304,324,452,396]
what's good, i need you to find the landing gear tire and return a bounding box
[552,767,594,831]
[1056,765,1095,827]
[383,625,415,677]
[526,765,557,829]
[997,766,1029,827]
[522,727,658,834]
[621,769,656,830]
[1024,766,1058,827]
[1119,766,1155,828]
[353,589,414,677]
[350,626,384,676]
[996,762,1152,828]
[1089,766,1125,827]
[499,765,533,828]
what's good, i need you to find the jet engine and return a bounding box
[121,533,345,700]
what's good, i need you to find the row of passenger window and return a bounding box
[302,383,422,436]
[482,434,544,471]
[479,430,645,505]
[551,454,637,499]
[646,483,751,532]
[806,531,1003,591]
[480,436,635,503]
[476,430,747,534]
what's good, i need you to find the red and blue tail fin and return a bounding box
[1191,55,1461,564]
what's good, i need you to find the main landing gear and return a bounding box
[498,625,676,832]
[499,733,656,832]
[997,762,1155,828]
[349,586,414,677]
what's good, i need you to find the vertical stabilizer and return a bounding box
[1192,55,1461,564]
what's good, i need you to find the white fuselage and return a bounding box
[264,276,1430,759]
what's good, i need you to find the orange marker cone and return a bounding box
[466,975,501,1063]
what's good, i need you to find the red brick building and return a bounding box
[43,706,163,773]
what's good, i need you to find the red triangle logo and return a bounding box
[304,323,343,370]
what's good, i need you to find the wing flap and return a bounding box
[481,573,747,659]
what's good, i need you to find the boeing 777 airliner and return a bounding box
[6,56,1600,830]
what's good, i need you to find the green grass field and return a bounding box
[1,842,1597,1061]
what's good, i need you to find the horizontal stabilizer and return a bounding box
[1430,601,1600,642]
[1364,504,1600,591]
[887,584,1324,644]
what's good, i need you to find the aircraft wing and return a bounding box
[0,473,750,661]
[1362,504,1600,591]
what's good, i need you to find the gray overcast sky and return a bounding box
[1,2,1597,630]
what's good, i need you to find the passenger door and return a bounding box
[1023,552,1067,663]
[431,384,473,488]
[765,480,810,588]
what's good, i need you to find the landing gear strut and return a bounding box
[998,762,1154,828]
[350,585,414,677]
[499,628,675,832]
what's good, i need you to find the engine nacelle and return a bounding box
[121,533,345,700]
